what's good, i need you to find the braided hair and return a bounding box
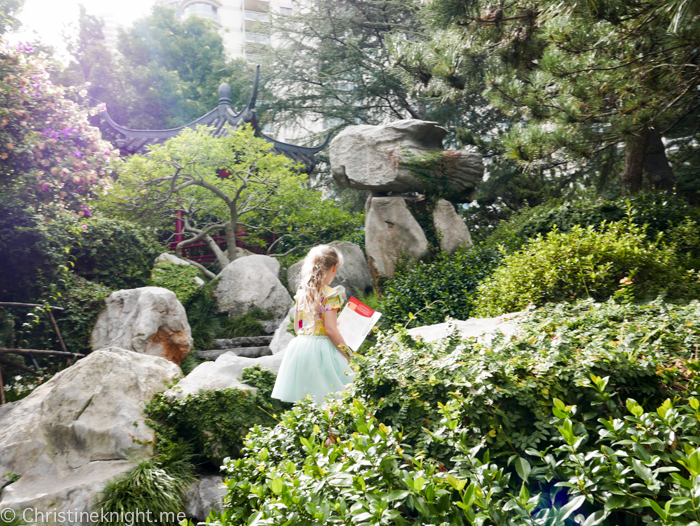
[297,245,343,325]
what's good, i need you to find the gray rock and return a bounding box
[237,254,280,277]
[196,346,271,360]
[216,349,286,375]
[165,350,286,400]
[185,476,226,522]
[155,252,191,266]
[261,319,283,334]
[166,361,257,400]
[330,119,483,199]
[287,241,373,298]
[215,256,293,319]
[0,348,181,524]
[365,196,430,278]
[212,336,274,348]
[407,312,522,344]
[270,307,295,355]
[91,287,193,365]
[0,401,17,424]
[432,199,473,255]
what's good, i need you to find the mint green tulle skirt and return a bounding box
[271,335,355,404]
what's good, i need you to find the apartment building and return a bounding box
[161,0,293,60]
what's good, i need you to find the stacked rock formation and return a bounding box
[330,119,484,279]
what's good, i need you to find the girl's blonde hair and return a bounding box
[297,245,343,320]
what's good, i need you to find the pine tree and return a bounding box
[396,0,700,194]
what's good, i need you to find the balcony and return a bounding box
[244,0,269,13]
[182,2,219,24]
[245,10,269,30]
[245,32,269,44]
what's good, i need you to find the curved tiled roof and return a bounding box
[101,66,329,173]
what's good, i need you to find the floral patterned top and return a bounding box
[295,285,346,336]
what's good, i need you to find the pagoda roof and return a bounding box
[101,66,329,173]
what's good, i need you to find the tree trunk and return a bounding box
[622,127,649,195]
[644,127,675,192]
[205,234,229,270]
[225,216,238,264]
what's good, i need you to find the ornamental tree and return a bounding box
[110,124,359,273]
[0,37,119,215]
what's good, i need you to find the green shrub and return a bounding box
[52,273,112,353]
[223,398,464,526]
[474,221,697,317]
[350,298,700,465]
[3,271,111,359]
[184,278,222,350]
[178,352,202,376]
[217,308,272,339]
[380,245,502,327]
[217,299,700,526]
[0,200,160,303]
[486,193,700,254]
[145,366,291,469]
[219,386,700,526]
[56,215,161,290]
[150,261,204,306]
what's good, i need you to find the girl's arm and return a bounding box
[323,309,351,363]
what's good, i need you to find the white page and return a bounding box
[337,297,382,352]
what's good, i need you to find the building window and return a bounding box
[183,2,218,21]
[246,32,269,43]
[280,7,293,15]
[244,10,269,22]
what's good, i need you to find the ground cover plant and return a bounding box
[206,297,700,526]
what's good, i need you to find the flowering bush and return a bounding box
[0,37,119,214]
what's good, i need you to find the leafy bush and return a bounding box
[216,299,700,526]
[52,273,112,353]
[219,389,700,526]
[150,261,204,306]
[0,201,160,302]
[380,245,502,327]
[222,398,464,526]
[486,193,700,253]
[184,278,221,351]
[217,308,272,339]
[475,221,697,317]
[350,298,700,465]
[145,366,291,469]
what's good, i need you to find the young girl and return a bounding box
[271,245,355,403]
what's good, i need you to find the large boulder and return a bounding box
[432,199,473,255]
[165,350,286,400]
[91,287,193,365]
[155,252,190,266]
[270,306,295,355]
[287,241,373,297]
[330,119,483,200]
[407,312,522,344]
[0,348,181,525]
[215,256,292,319]
[185,476,226,522]
[365,196,430,278]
